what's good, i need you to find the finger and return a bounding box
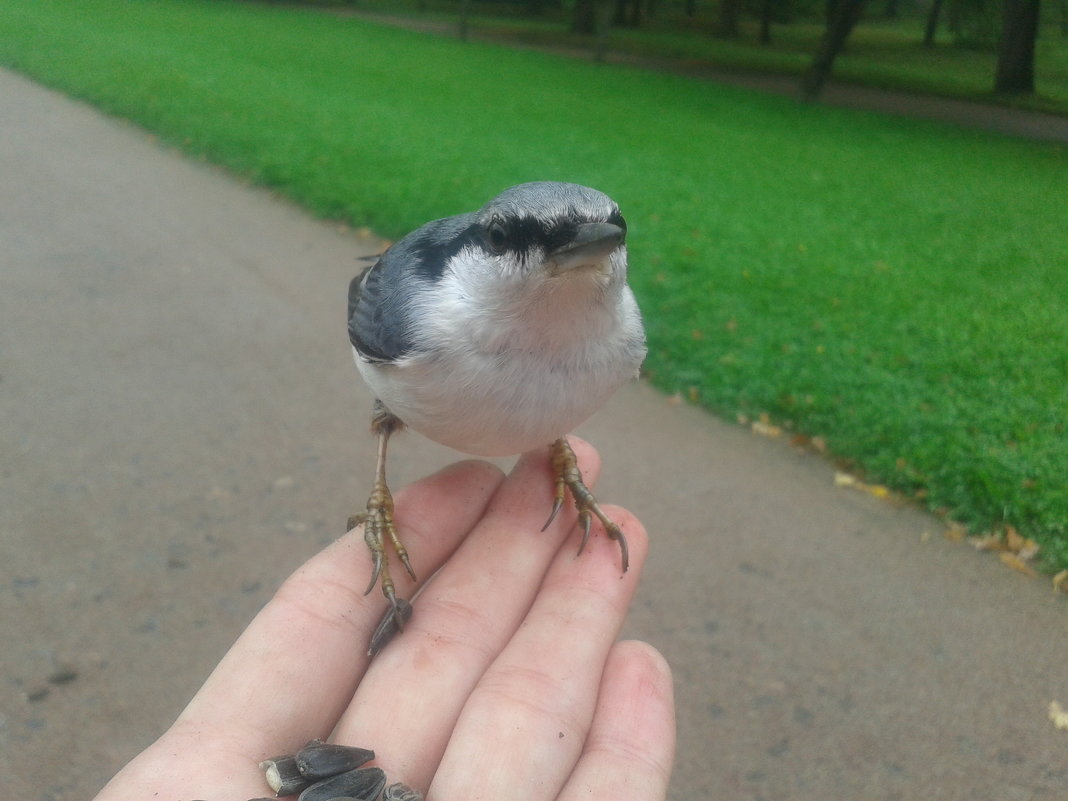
[332,439,605,790]
[428,502,648,801]
[557,641,676,801]
[93,459,503,801]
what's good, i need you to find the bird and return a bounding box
[347,181,646,652]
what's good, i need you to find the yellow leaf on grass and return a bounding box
[999,551,1038,577]
[1050,701,1068,731]
[1002,525,1040,559]
[1053,570,1068,595]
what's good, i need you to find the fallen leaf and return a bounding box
[969,534,1006,552]
[832,472,897,503]
[1050,701,1068,731]
[1015,539,1040,561]
[1053,570,1068,595]
[752,420,782,438]
[834,472,857,488]
[999,551,1038,577]
[943,524,967,542]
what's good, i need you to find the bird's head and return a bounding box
[467,182,628,287]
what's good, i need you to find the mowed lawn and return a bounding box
[2,0,1066,566]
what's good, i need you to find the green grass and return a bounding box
[2,0,1066,567]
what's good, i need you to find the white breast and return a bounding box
[355,253,646,457]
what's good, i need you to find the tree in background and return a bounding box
[802,0,866,98]
[923,0,946,45]
[994,0,1040,92]
[443,0,1052,102]
[573,0,599,32]
[713,0,741,34]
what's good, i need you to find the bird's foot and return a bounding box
[348,474,416,655]
[542,437,629,573]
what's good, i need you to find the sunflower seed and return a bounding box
[383,781,424,801]
[295,742,375,779]
[297,766,386,801]
[368,598,413,656]
[260,753,311,795]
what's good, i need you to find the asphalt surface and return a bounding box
[2,67,1067,801]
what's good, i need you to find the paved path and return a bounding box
[2,68,1066,800]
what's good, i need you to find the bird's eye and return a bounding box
[486,220,509,253]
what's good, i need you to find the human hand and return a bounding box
[92,438,675,801]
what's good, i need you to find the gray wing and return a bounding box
[347,213,478,363]
[347,253,413,363]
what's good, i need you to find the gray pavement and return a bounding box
[2,67,1066,800]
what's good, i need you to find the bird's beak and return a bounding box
[548,222,625,275]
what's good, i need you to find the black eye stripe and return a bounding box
[481,214,622,256]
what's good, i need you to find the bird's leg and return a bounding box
[348,401,416,644]
[542,437,629,573]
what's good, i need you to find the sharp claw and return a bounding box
[398,551,417,582]
[548,437,628,574]
[363,528,383,596]
[541,496,564,532]
[617,530,630,573]
[354,406,422,656]
[576,511,592,556]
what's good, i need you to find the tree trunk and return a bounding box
[717,0,741,36]
[759,0,774,42]
[459,0,471,40]
[573,0,598,34]
[923,0,944,45]
[685,0,697,16]
[994,0,1040,92]
[629,0,643,26]
[802,0,865,99]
